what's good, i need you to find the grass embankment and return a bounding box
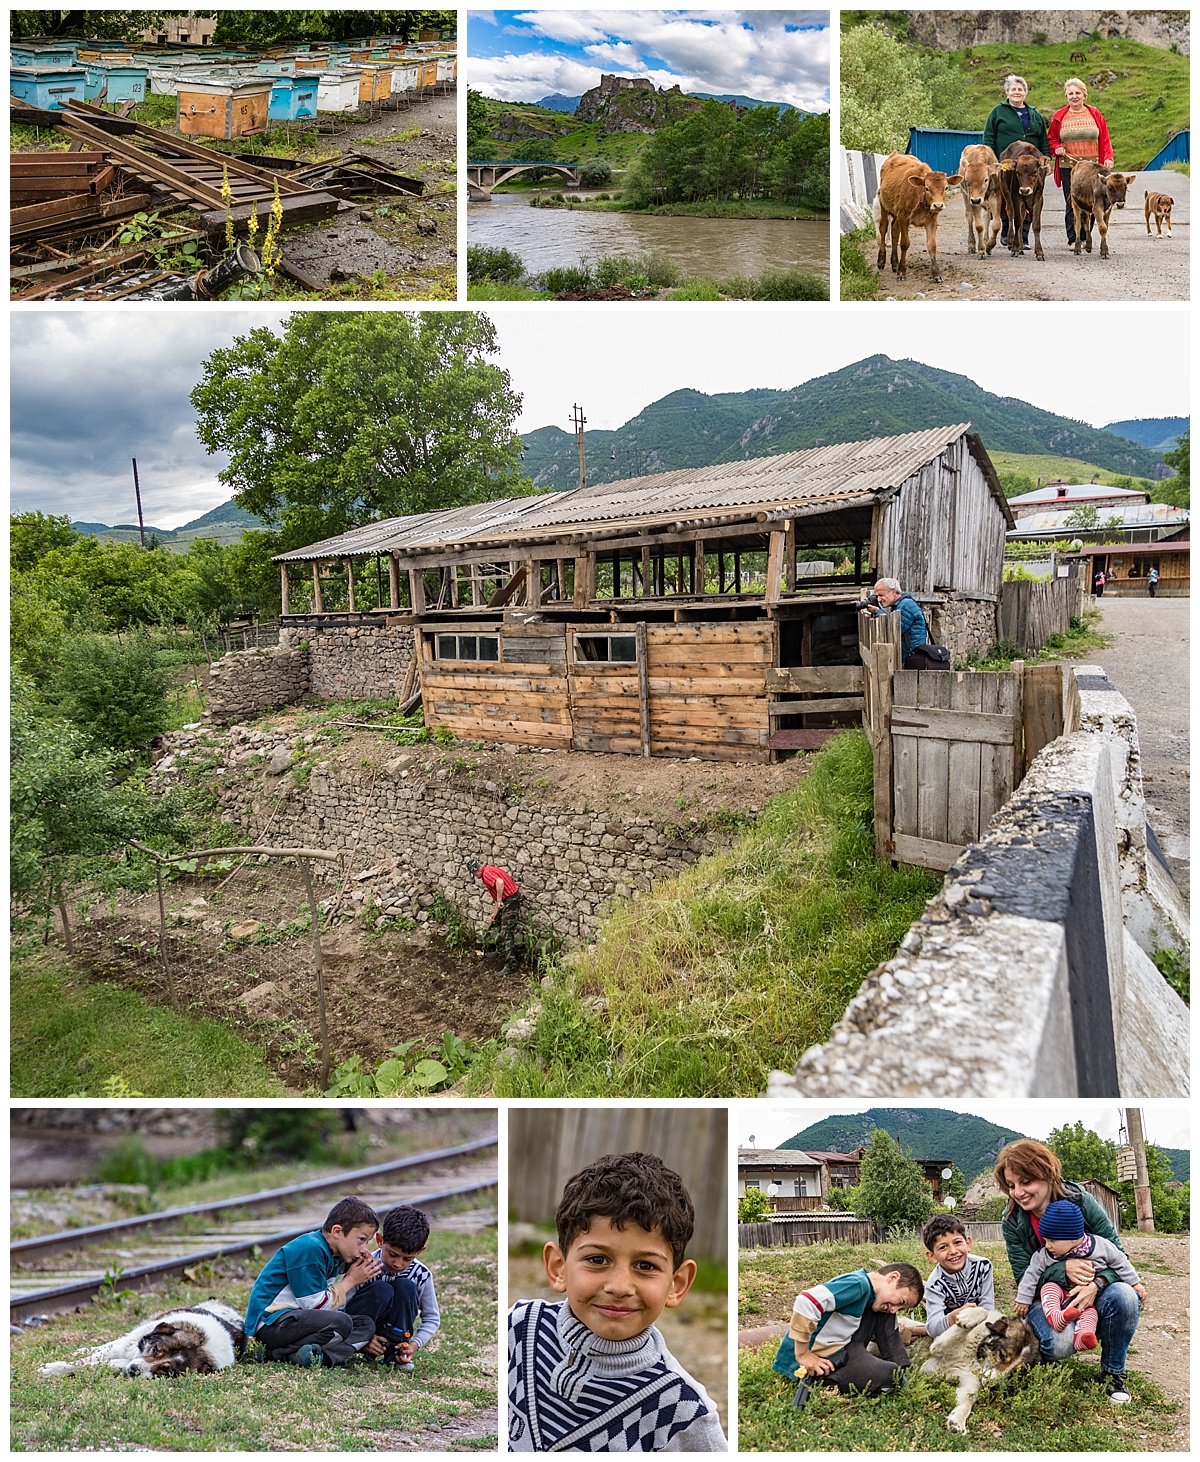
[524,194,827,220]
[10,942,287,1097]
[467,731,939,1098]
[840,225,879,300]
[10,1228,497,1451]
[966,610,1109,671]
[739,1235,1179,1451]
[947,37,1189,169]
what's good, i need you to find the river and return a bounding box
[468,193,830,283]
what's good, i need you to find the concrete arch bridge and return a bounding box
[467,161,582,200]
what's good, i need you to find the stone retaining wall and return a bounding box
[207,644,310,725]
[930,598,998,663]
[307,622,415,701]
[771,668,1189,1099]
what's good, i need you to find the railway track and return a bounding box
[11,1137,497,1323]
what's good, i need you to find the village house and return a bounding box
[272,424,1012,762]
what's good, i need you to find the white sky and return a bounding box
[735,1101,1191,1152]
[9,308,1189,528]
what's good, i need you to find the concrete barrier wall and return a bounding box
[771,668,1188,1099]
[840,146,890,232]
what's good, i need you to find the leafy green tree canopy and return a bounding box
[853,1128,936,1233]
[191,312,527,549]
[841,24,973,153]
[1154,428,1189,509]
[11,512,80,574]
[212,10,453,46]
[467,88,491,158]
[738,1187,773,1223]
[1048,1120,1117,1184]
[11,10,197,40]
[51,632,173,753]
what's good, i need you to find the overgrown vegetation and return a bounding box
[467,731,939,1097]
[840,226,880,300]
[962,612,1110,671]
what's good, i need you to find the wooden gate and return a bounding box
[860,615,1064,870]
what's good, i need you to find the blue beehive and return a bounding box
[906,127,983,174]
[12,42,78,67]
[266,72,319,121]
[84,62,148,104]
[10,65,88,109]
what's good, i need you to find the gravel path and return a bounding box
[1089,595,1190,890]
[860,170,1188,301]
[1120,1231,1190,1451]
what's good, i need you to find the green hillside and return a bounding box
[987,452,1157,491]
[948,37,1189,169]
[518,356,1168,490]
[1104,417,1189,452]
[474,98,650,171]
[75,500,262,551]
[779,1107,1025,1182]
[1160,1146,1190,1183]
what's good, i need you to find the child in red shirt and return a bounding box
[472,863,519,925]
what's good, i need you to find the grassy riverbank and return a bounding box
[507,192,828,221]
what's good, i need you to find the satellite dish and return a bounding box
[945,1195,957,1210]
[942,1167,953,1180]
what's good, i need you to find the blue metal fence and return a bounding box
[1145,129,1189,170]
[907,127,983,173]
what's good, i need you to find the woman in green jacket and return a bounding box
[982,76,1051,247]
[996,1140,1141,1404]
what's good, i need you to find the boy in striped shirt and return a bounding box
[346,1205,440,1370]
[509,1152,728,1451]
[919,1214,995,1338]
[771,1263,923,1400]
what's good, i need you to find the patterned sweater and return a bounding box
[508,1299,728,1452]
[369,1252,440,1349]
[923,1256,995,1338]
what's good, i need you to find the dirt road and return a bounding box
[1089,595,1190,890]
[1120,1231,1189,1451]
[860,170,1188,301]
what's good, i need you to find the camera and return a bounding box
[853,591,880,612]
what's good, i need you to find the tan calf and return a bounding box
[1070,162,1136,259]
[874,152,961,283]
[959,143,1001,256]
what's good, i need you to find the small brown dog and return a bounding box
[1144,192,1175,238]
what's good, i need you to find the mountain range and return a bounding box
[73,500,261,548]
[1102,417,1188,452]
[776,1107,1189,1185]
[519,356,1172,490]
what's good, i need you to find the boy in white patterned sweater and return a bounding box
[508,1151,727,1452]
[917,1214,996,1339]
[345,1205,440,1370]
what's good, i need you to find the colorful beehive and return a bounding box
[294,54,328,70]
[11,43,78,67]
[436,55,456,84]
[177,75,271,139]
[357,64,392,104]
[316,68,362,112]
[9,66,88,109]
[266,71,319,122]
[389,61,420,95]
[83,61,148,104]
[418,58,439,90]
[257,57,297,75]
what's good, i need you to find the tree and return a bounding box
[466,88,492,159]
[852,1128,936,1233]
[1154,429,1189,509]
[841,25,970,153]
[11,512,80,574]
[738,1188,773,1223]
[946,1164,967,1203]
[51,632,173,753]
[191,312,527,549]
[1118,1145,1186,1233]
[11,10,194,39]
[212,10,453,46]
[1048,1121,1117,1185]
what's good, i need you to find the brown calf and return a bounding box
[874,152,961,283]
[1144,191,1174,237]
[959,143,1001,256]
[1070,161,1136,258]
[998,141,1052,260]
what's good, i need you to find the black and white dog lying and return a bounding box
[39,1299,246,1379]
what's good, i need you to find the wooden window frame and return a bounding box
[431,632,500,663]
[573,631,639,664]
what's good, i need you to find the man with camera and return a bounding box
[857,579,949,670]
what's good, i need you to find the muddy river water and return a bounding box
[469,192,830,282]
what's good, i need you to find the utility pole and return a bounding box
[131,457,146,548]
[1123,1109,1156,1232]
[570,404,587,490]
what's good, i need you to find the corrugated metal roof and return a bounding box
[1008,502,1189,537]
[738,1149,823,1167]
[1010,483,1147,506]
[274,424,979,562]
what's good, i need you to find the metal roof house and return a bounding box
[1007,481,1150,519]
[275,425,1012,761]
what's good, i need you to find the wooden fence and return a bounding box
[859,616,1065,871]
[739,1218,1004,1248]
[999,574,1085,654]
[508,1108,726,1263]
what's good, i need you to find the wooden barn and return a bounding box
[275,424,1011,762]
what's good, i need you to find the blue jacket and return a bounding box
[881,594,928,660]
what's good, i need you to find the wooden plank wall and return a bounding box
[509,1108,728,1263]
[878,435,1006,599]
[645,622,774,761]
[890,668,1021,871]
[419,630,573,747]
[738,1219,874,1247]
[999,575,1081,653]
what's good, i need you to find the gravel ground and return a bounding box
[1089,595,1190,890]
[858,169,1188,301]
[1120,1231,1189,1451]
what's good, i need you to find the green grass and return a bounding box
[739,1236,1179,1450]
[10,1229,497,1451]
[467,282,552,300]
[841,226,880,300]
[466,731,939,1097]
[948,38,1189,169]
[722,268,829,301]
[10,943,286,1097]
[965,611,1110,672]
[989,452,1159,490]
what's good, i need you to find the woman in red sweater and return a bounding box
[1047,78,1114,247]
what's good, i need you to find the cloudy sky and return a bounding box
[468,10,830,112]
[10,307,1188,529]
[736,1102,1191,1152]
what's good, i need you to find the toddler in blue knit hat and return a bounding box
[1013,1199,1145,1351]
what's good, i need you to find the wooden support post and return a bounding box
[573,552,590,609]
[345,558,356,613]
[449,565,459,607]
[408,568,426,615]
[675,554,684,596]
[636,621,651,758]
[784,521,796,593]
[1022,661,1064,773]
[154,861,177,1012]
[718,552,725,594]
[524,558,539,606]
[280,564,290,615]
[734,552,742,594]
[557,557,568,602]
[299,856,332,1091]
[870,631,900,860]
[765,530,785,604]
[641,544,651,598]
[311,563,323,614]
[388,552,400,610]
[695,538,705,595]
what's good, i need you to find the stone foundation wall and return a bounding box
[207,645,310,724]
[213,751,720,943]
[308,623,415,701]
[930,598,998,662]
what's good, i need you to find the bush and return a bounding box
[539,263,594,293]
[840,227,879,300]
[669,277,724,300]
[739,1188,774,1223]
[52,632,172,752]
[723,269,828,301]
[578,158,613,186]
[466,244,525,284]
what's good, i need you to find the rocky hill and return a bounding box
[573,73,707,134]
[869,9,1189,55]
[518,355,1169,491]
